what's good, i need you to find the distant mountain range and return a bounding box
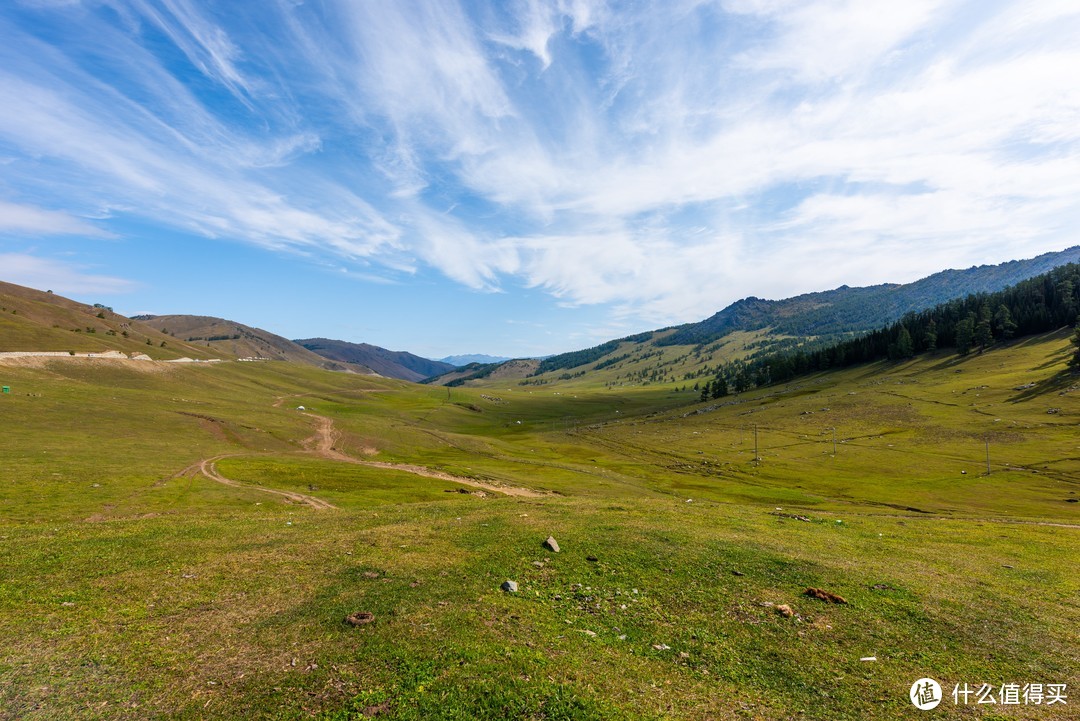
[439,354,512,367]
[449,245,1080,387]
[5,245,1080,386]
[295,338,455,382]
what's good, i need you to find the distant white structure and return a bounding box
[296,405,306,411]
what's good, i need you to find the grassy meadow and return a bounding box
[0,332,1077,719]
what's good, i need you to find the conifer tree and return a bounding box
[896,326,914,358]
[993,304,1017,339]
[1070,316,1080,369]
[956,316,975,356]
[923,319,938,351]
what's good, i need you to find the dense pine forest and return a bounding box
[699,263,1080,400]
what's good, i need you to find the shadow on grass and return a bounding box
[1008,367,1078,403]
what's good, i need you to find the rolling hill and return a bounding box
[135,314,358,372]
[296,337,455,382]
[0,281,226,360]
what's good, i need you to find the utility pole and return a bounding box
[754,424,760,462]
[985,440,991,476]
[832,427,837,456]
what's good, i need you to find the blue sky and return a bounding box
[2,0,1079,359]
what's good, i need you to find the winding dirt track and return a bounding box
[300,412,546,498]
[199,455,337,510]
[190,396,545,507]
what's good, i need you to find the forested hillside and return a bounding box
[698,263,1080,397]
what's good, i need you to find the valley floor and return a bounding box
[0,333,1076,719]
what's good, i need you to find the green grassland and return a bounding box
[0,332,1077,719]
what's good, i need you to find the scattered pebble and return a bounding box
[501,580,519,593]
[652,643,671,651]
[543,536,560,553]
[860,656,877,662]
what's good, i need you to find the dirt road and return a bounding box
[197,455,337,510]
[300,412,546,498]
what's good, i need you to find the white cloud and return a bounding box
[3,0,1080,332]
[0,201,109,236]
[0,254,138,294]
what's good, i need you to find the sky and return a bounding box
[1,0,1079,359]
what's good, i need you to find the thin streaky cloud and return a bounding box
[1,0,1078,340]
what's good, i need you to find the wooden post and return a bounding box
[754,424,760,462]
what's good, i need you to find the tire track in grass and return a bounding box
[300,412,547,498]
[198,455,337,510]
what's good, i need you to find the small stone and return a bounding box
[543,536,561,553]
[859,656,877,662]
[501,580,519,593]
[652,643,671,651]
[731,570,745,576]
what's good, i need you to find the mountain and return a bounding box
[133,314,358,371]
[468,245,1080,389]
[657,245,1080,347]
[0,281,226,360]
[425,358,540,386]
[439,354,512,367]
[296,338,455,382]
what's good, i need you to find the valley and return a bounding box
[1,319,1076,719]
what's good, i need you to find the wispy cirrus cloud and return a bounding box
[0,200,110,237]
[0,253,137,294]
[2,0,1080,332]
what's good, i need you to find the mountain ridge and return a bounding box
[296,337,455,382]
